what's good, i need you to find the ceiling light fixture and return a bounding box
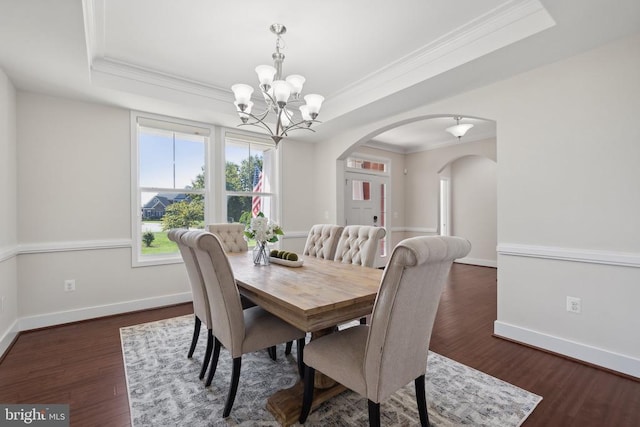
[231,24,324,147]
[445,116,474,140]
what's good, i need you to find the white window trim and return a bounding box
[222,129,281,225]
[130,111,213,267]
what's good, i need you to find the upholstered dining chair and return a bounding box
[206,223,248,253]
[334,225,386,268]
[206,222,286,360]
[167,228,214,381]
[334,225,387,324]
[302,224,344,260]
[299,236,471,427]
[183,230,307,418]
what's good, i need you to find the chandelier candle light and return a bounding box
[231,24,324,146]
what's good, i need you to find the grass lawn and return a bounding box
[141,231,178,255]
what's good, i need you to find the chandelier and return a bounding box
[231,24,324,146]
[445,116,474,140]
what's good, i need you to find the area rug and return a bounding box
[120,315,541,426]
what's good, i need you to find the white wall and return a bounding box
[404,138,496,233]
[16,93,191,327]
[278,138,317,253]
[311,32,640,377]
[10,92,318,330]
[0,67,18,355]
[451,155,497,266]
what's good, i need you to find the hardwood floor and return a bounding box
[1,264,638,426]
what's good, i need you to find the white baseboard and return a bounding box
[494,321,640,379]
[455,257,497,268]
[18,292,193,332]
[0,319,19,359]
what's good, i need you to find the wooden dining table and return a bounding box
[226,251,383,426]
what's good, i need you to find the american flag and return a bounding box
[252,164,262,216]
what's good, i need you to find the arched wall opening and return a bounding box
[333,114,497,266]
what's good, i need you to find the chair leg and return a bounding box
[415,375,430,427]
[199,330,213,380]
[205,337,221,387]
[285,341,293,355]
[299,365,315,424]
[367,400,381,427]
[188,316,201,358]
[296,338,305,379]
[268,346,277,361]
[223,357,242,418]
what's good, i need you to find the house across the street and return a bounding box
[141,193,190,219]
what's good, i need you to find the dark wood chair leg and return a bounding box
[188,316,201,358]
[268,346,277,361]
[205,337,221,387]
[285,341,293,355]
[223,357,242,418]
[367,400,381,427]
[415,375,429,427]
[299,365,315,423]
[199,330,213,379]
[296,338,305,379]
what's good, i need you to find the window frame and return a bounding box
[222,130,280,231]
[130,111,213,267]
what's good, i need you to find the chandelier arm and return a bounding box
[238,111,276,136]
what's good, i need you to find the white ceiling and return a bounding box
[0,0,639,151]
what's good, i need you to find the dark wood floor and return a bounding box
[1,264,638,426]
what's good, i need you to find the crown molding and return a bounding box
[322,0,555,121]
[82,0,554,125]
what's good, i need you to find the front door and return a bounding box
[344,171,387,267]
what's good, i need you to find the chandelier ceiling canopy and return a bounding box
[231,24,324,147]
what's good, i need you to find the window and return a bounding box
[224,132,277,243]
[132,113,211,266]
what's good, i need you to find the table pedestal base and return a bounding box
[266,381,346,426]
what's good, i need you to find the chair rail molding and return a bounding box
[0,245,18,263]
[497,243,640,268]
[18,239,132,255]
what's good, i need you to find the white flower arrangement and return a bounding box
[244,212,284,244]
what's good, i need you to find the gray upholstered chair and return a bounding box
[334,225,386,268]
[334,225,387,324]
[167,228,214,380]
[183,230,307,418]
[302,224,344,260]
[206,222,286,360]
[206,223,248,253]
[299,236,471,427]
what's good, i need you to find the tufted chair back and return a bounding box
[334,225,386,267]
[302,224,344,260]
[206,223,248,253]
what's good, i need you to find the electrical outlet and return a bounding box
[0,296,4,313]
[64,279,76,292]
[566,296,581,314]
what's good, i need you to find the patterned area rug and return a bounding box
[121,315,541,426]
